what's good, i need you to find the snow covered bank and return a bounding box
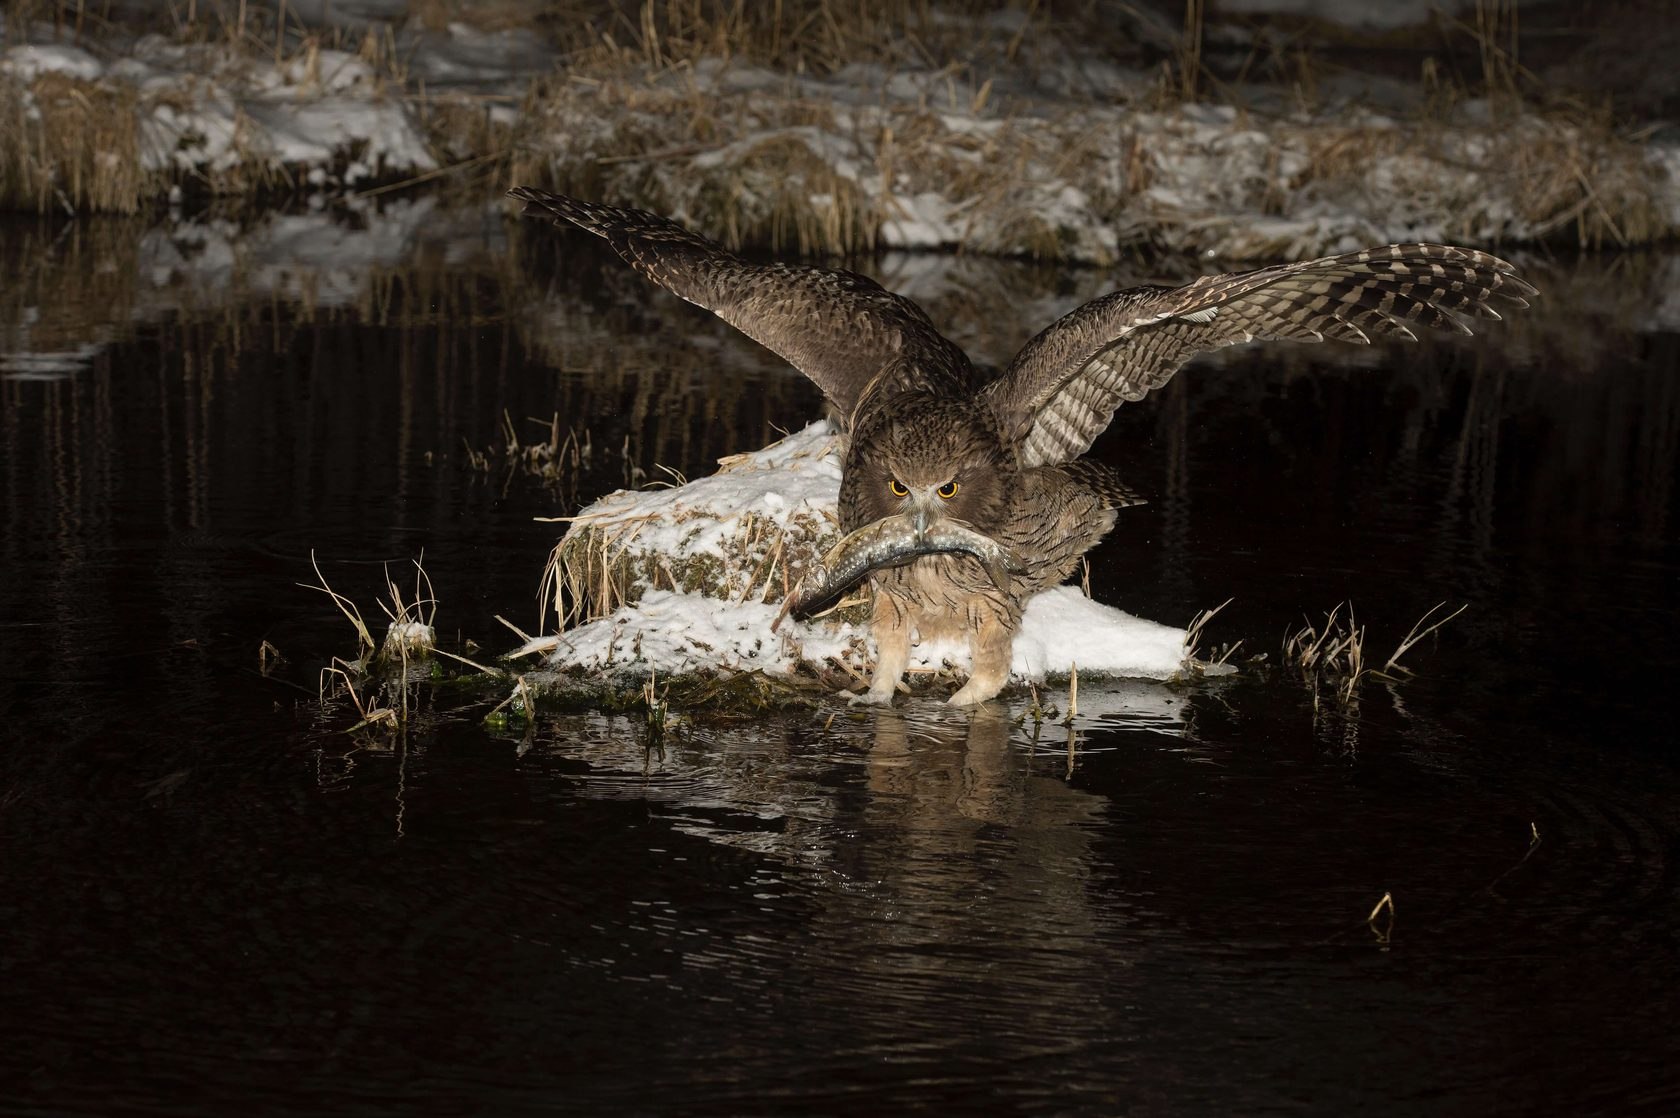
[3,8,1675,260]
[515,421,1192,700]
[1,36,435,211]
[522,68,1677,262]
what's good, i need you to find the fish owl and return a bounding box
[512,187,1534,705]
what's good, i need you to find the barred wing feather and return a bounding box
[988,243,1536,468]
[510,188,965,421]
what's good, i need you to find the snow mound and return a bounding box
[563,420,844,569]
[530,422,1190,694]
[541,421,846,623]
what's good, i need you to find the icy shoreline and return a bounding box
[2,13,1675,260]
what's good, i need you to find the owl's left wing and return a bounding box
[986,243,1536,467]
[511,188,965,419]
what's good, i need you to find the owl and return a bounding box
[511,188,1534,705]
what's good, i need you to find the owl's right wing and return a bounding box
[511,188,964,419]
[986,244,1536,467]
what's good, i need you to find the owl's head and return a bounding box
[841,393,1015,531]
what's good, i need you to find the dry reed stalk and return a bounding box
[319,660,398,732]
[301,550,376,661]
[1183,596,1233,664]
[1178,0,1203,101]
[1367,890,1395,943]
[1384,603,1467,674]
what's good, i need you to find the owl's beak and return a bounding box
[907,487,946,539]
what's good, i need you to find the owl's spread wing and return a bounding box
[986,243,1537,467]
[510,188,964,419]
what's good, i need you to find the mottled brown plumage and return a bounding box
[512,187,1536,705]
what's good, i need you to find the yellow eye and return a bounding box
[937,481,959,499]
[888,479,908,498]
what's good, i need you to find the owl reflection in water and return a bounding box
[512,188,1534,705]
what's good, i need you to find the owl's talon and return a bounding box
[948,682,1000,706]
[850,686,897,707]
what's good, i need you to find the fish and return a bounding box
[788,513,1024,620]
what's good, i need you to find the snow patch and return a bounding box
[1013,589,1189,680]
[0,43,103,81]
[564,419,843,565]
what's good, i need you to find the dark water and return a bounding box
[2,205,1677,1115]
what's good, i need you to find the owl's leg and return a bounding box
[948,610,1012,706]
[857,592,911,706]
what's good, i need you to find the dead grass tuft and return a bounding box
[1496,112,1669,249]
[1181,596,1243,673]
[302,551,454,733]
[464,410,602,502]
[538,501,838,634]
[1284,601,1466,709]
[0,72,153,213]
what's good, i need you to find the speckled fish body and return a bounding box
[791,514,1023,619]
